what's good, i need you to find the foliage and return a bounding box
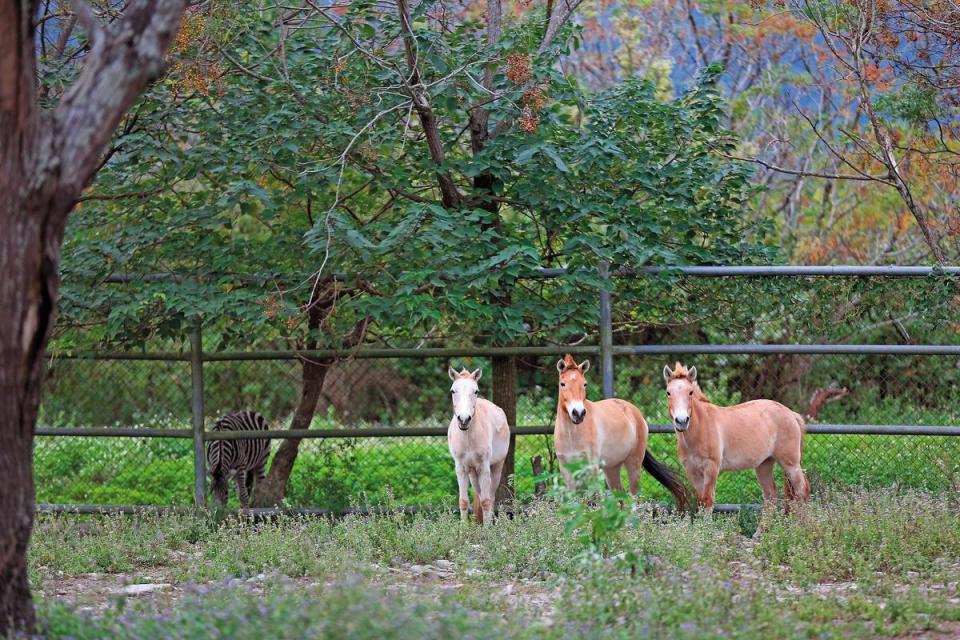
[547,459,643,566]
[56,2,769,352]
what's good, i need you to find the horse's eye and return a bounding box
[560,382,566,388]
[666,391,671,396]
[474,390,478,395]
[688,391,693,396]
[450,390,455,395]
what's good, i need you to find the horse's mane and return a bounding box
[668,362,710,402]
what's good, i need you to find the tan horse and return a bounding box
[447,367,509,525]
[662,362,810,514]
[554,355,689,511]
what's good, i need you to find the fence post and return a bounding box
[599,261,615,399]
[493,355,517,507]
[190,319,206,508]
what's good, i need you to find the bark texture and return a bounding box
[0,1,187,632]
[492,355,517,505]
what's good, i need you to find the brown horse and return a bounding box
[662,362,810,513]
[555,355,688,511]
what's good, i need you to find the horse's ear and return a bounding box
[663,365,672,384]
[557,359,567,373]
[688,366,697,382]
[471,368,482,381]
[448,366,458,381]
[579,360,590,373]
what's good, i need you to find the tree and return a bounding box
[0,0,186,631]
[55,3,770,507]
[796,0,956,264]
[554,0,958,264]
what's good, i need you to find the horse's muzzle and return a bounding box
[673,416,690,432]
[457,415,472,430]
[570,409,586,424]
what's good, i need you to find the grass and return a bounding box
[25,487,960,639]
[32,428,960,509]
[33,363,960,509]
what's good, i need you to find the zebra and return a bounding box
[206,410,271,508]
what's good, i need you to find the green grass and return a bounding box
[33,428,960,509]
[33,380,960,509]
[26,488,960,639]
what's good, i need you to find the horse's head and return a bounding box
[663,361,699,432]
[556,354,590,424]
[448,366,481,430]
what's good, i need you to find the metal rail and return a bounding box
[44,343,960,361]
[34,423,960,439]
[633,265,960,277]
[34,427,194,438]
[91,265,960,284]
[613,344,960,355]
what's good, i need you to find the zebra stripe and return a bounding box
[206,410,271,507]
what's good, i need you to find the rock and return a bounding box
[433,560,454,570]
[120,583,170,596]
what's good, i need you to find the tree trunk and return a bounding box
[492,355,517,506]
[253,279,368,507]
[253,356,331,506]
[0,2,186,631]
[0,216,53,633]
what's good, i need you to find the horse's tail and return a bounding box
[793,411,808,433]
[643,449,690,514]
[790,411,811,501]
[793,411,808,450]
[474,492,483,525]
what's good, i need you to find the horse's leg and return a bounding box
[699,462,719,516]
[455,462,471,523]
[554,455,572,489]
[682,462,709,513]
[603,464,624,493]
[624,448,644,496]
[755,458,777,510]
[478,465,494,525]
[489,460,505,511]
[468,468,483,521]
[755,458,777,532]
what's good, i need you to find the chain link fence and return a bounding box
[35,268,960,511]
[34,348,960,511]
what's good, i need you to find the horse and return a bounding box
[662,362,810,514]
[554,354,689,512]
[446,367,510,525]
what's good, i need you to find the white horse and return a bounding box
[447,367,509,524]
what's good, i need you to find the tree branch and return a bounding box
[717,151,894,183]
[397,0,462,208]
[538,0,586,54]
[69,0,103,48]
[48,0,189,213]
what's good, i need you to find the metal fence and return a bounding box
[35,266,960,513]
